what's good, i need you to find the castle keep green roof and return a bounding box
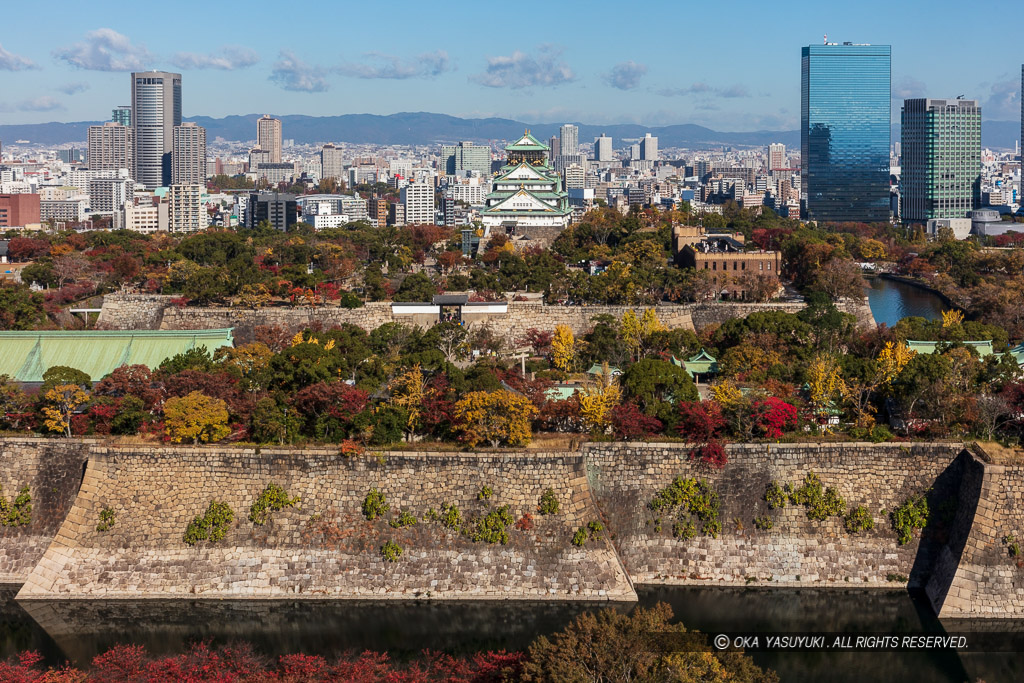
[0,329,234,383]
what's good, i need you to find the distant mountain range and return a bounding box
[1,112,1019,150]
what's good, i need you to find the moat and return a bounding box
[865,275,946,327]
[2,586,1017,683]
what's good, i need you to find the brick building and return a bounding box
[676,232,782,300]
[0,194,41,228]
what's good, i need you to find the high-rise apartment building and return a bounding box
[89,177,135,214]
[560,124,579,156]
[768,143,786,171]
[87,122,134,176]
[900,98,981,222]
[112,106,132,127]
[320,144,345,182]
[257,115,282,163]
[131,71,182,188]
[441,141,491,177]
[594,134,613,162]
[369,196,389,227]
[548,136,560,159]
[171,122,207,186]
[640,133,658,161]
[168,184,207,232]
[401,182,435,224]
[800,43,891,222]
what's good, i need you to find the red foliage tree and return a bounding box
[610,402,663,439]
[676,401,725,442]
[752,397,798,439]
[689,440,728,469]
[163,370,252,422]
[93,364,164,411]
[6,237,50,261]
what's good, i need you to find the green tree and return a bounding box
[620,359,698,426]
[40,366,91,394]
[0,285,46,330]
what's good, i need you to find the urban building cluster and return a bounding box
[0,52,1021,242]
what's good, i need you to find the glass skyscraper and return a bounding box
[801,43,891,223]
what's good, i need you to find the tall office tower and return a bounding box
[800,43,891,222]
[131,71,182,188]
[559,124,579,156]
[441,141,491,177]
[171,122,207,185]
[401,181,435,224]
[548,136,560,159]
[640,133,658,161]
[320,144,345,181]
[768,143,786,171]
[168,184,207,232]
[630,143,641,160]
[257,115,282,163]
[112,106,132,127]
[594,134,613,162]
[900,98,981,222]
[87,122,134,176]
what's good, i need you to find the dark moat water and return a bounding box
[2,585,1020,682]
[866,276,947,327]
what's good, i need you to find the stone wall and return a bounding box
[927,452,1024,618]
[0,438,91,582]
[584,441,964,588]
[160,303,395,343]
[96,294,175,330]
[18,446,633,601]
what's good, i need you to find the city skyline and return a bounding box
[0,0,1020,131]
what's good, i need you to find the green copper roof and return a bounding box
[505,131,548,151]
[0,329,234,383]
[673,349,719,377]
[1008,343,1024,366]
[905,339,994,357]
[545,385,579,401]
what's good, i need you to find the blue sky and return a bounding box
[0,0,1020,130]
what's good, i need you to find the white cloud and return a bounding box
[171,46,259,70]
[53,28,151,71]
[9,96,64,112]
[658,83,750,98]
[57,82,90,95]
[604,61,647,90]
[0,43,37,71]
[338,50,452,79]
[470,45,575,89]
[982,78,1020,119]
[269,51,329,92]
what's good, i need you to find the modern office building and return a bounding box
[900,98,981,222]
[594,134,613,162]
[87,122,134,176]
[640,133,658,161]
[768,143,786,171]
[168,184,206,232]
[171,122,207,186]
[131,71,182,188]
[548,136,560,159]
[441,141,491,177]
[320,144,345,182]
[257,115,282,163]
[800,43,891,223]
[246,191,297,231]
[560,124,579,156]
[111,106,132,127]
[401,181,435,224]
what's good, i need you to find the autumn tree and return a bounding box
[578,363,622,435]
[163,391,231,444]
[41,384,90,437]
[551,324,577,372]
[454,390,538,448]
[388,364,427,440]
[806,354,847,427]
[0,376,32,430]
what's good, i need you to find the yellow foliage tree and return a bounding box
[578,363,622,434]
[710,379,745,411]
[454,390,538,448]
[857,238,888,260]
[551,324,576,372]
[163,391,231,444]
[941,309,964,328]
[388,363,426,439]
[41,384,90,437]
[807,354,847,417]
[876,341,916,387]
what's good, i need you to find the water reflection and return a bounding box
[2,585,1021,682]
[866,276,946,328]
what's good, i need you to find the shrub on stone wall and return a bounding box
[763,482,787,509]
[183,501,234,545]
[470,505,515,544]
[248,483,300,526]
[843,505,874,534]
[361,488,390,521]
[0,485,31,527]
[381,540,403,562]
[788,472,845,522]
[389,510,417,529]
[891,494,929,545]
[538,488,560,515]
[648,476,722,538]
[753,515,773,531]
[96,506,116,532]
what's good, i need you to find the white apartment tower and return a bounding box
[171,122,207,185]
[594,134,613,162]
[168,184,207,232]
[768,143,786,171]
[257,115,282,163]
[320,144,345,182]
[559,124,579,156]
[640,133,658,161]
[401,182,435,225]
[87,122,134,177]
[131,71,182,188]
